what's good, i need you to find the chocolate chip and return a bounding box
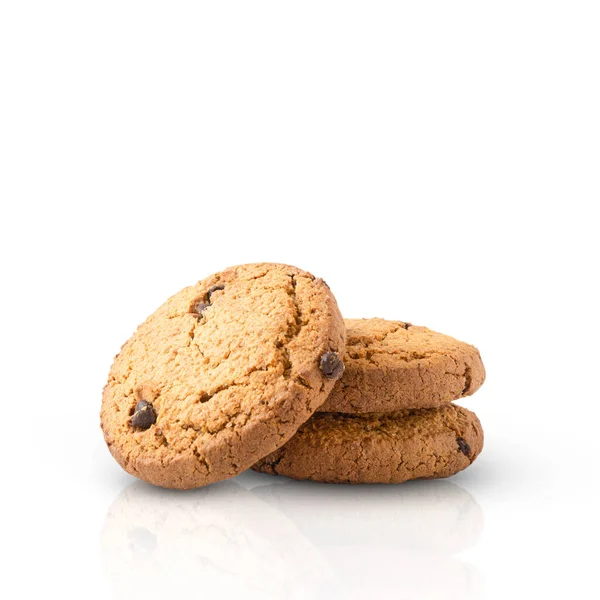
[206,284,224,302]
[403,322,412,329]
[192,285,224,316]
[131,400,157,430]
[457,437,471,455]
[320,352,344,380]
[195,301,210,315]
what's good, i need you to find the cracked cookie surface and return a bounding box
[253,405,483,483]
[101,263,346,489]
[318,318,485,413]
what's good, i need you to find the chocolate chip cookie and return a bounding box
[101,263,346,489]
[253,405,483,484]
[318,318,485,413]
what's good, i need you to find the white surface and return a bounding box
[1,2,599,599]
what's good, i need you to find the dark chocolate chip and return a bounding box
[207,284,225,302]
[403,322,412,329]
[195,301,210,315]
[131,400,157,430]
[457,437,471,455]
[320,351,344,380]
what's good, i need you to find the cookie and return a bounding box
[252,405,483,484]
[318,318,485,413]
[101,263,346,489]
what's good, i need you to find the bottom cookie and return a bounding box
[252,405,483,484]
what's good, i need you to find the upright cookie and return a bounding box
[318,318,485,413]
[101,263,346,489]
[253,405,483,484]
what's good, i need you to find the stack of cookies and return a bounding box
[101,264,485,489]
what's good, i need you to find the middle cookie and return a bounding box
[318,318,485,414]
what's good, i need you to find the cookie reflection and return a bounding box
[101,480,330,600]
[252,478,484,554]
[102,477,483,600]
[252,479,484,599]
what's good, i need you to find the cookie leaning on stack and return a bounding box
[253,318,485,483]
[101,264,346,489]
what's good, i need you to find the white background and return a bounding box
[1,2,598,599]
